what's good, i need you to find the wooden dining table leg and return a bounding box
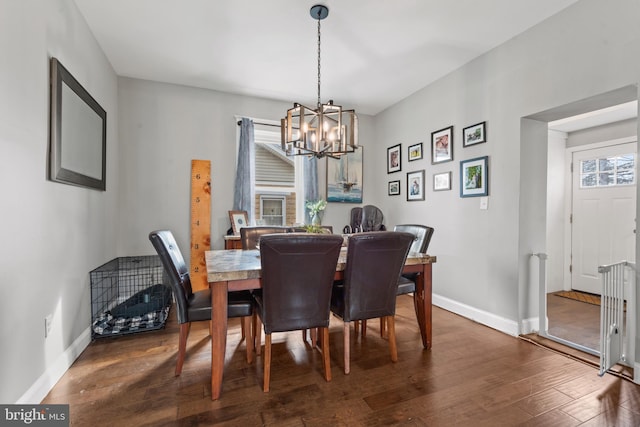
[413,263,433,349]
[211,280,228,400]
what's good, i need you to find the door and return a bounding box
[571,142,636,294]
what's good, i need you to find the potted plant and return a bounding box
[305,199,327,226]
[303,224,329,234]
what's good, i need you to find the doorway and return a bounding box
[543,96,638,353]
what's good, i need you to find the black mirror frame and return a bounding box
[49,57,107,191]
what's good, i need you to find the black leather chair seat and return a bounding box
[228,291,254,317]
[187,290,253,322]
[396,276,415,295]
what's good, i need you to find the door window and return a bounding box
[580,153,635,188]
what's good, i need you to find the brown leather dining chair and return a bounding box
[330,231,414,374]
[149,230,254,375]
[239,226,290,354]
[252,233,343,392]
[394,224,435,296]
[371,224,434,338]
[239,226,290,250]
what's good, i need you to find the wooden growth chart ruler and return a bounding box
[190,159,211,292]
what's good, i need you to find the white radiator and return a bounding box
[599,261,636,376]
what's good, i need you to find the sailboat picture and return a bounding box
[326,148,363,203]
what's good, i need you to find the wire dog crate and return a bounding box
[90,255,172,339]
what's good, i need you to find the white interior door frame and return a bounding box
[563,136,638,292]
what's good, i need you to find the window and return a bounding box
[260,196,285,225]
[580,153,636,188]
[255,127,294,187]
[247,120,304,225]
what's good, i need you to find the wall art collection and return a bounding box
[386,121,488,199]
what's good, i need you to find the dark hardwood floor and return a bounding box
[43,295,640,426]
[547,292,600,351]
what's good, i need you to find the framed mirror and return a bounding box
[49,57,107,191]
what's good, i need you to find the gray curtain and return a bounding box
[303,157,319,223]
[233,118,255,223]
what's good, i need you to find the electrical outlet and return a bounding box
[45,314,52,338]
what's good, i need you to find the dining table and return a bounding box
[205,246,437,400]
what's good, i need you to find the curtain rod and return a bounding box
[237,120,281,128]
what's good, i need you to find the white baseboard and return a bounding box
[17,327,92,404]
[433,293,520,336]
[520,316,540,335]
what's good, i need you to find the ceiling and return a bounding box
[73,0,582,116]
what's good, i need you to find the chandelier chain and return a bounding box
[317,17,321,107]
[281,5,358,159]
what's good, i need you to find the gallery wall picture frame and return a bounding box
[229,210,249,234]
[387,144,401,173]
[433,171,452,191]
[408,143,423,161]
[460,156,489,198]
[406,170,425,201]
[462,121,487,147]
[388,180,400,196]
[327,147,363,203]
[431,126,453,164]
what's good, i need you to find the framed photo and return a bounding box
[463,121,486,147]
[406,170,425,201]
[431,126,453,164]
[388,180,400,196]
[433,171,452,191]
[408,143,423,161]
[460,156,489,198]
[228,210,249,234]
[327,148,363,203]
[387,144,401,173]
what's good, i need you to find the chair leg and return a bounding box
[380,317,387,338]
[263,333,272,392]
[387,316,398,363]
[175,322,191,376]
[241,317,246,339]
[343,321,351,374]
[254,314,262,356]
[354,320,360,336]
[321,327,331,382]
[310,327,318,347]
[243,316,253,364]
[361,319,367,338]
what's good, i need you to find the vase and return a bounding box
[311,213,321,226]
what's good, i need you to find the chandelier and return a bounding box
[281,4,359,159]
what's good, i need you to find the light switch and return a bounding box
[480,197,488,210]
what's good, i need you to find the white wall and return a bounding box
[0,0,118,403]
[567,118,637,148]
[116,78,375,257]
[546,130,568,293]
[373,0,640,333]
